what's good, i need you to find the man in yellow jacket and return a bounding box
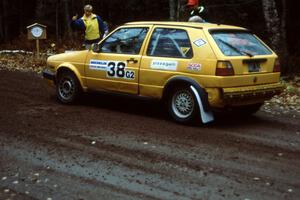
[71,5,108,49]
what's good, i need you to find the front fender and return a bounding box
[57,63,85,90]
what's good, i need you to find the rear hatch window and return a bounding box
[211,30,272,57]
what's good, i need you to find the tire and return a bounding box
[56,71,81,104]
[168,87,198,124]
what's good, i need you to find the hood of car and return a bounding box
[47,50,88,65]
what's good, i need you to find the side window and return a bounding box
[101,28,149,55]
[147,28,193,58]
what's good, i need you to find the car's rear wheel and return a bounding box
[168,87,198,124]
[56,71,81,104]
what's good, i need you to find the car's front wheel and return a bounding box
[56,71,81,104]
[168,87,198,124]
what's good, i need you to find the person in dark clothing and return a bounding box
[186,0,206,23]
[188,6,206,22]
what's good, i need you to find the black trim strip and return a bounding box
[243,58,267,63]
[42,69,55,81]
[209,28,250,34]
[125,23,203,29]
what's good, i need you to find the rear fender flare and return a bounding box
[163,76,211,112]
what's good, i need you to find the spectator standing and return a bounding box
[71,5,108,49]
[186,0,206,23]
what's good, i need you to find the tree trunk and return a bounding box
[0,0,3,42]
[2,0,8,42]
[0,15,3,43]
[35,0,45,20]
[19,0,24,34]
[176,0,181,21]
[62,0,72,38]
[56,0,61,43]
[261,0,280,53]
[280,0,289,73]
[169,0,176,21]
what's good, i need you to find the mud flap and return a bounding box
[190,86,214,124]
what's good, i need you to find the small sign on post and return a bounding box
[27,23,47,59]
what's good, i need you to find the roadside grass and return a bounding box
[263,78,300,114]
[0,53,46,74]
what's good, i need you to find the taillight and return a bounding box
[216,61,234,76]
[273,59,281,72]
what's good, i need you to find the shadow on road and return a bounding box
[49,91,276,129]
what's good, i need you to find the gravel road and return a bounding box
[0,70,299,200]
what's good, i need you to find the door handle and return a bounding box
[127,58,138,64]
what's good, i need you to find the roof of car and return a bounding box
[124,21,246,30]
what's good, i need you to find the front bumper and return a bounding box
[222,82,285,105]
[43,69,56,82]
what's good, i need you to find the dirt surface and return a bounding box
[0,70,299,200]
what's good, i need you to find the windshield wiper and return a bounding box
[217,39,253,57]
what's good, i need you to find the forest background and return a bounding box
[0,0,299,74]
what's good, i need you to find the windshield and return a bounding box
[211,31,272,56]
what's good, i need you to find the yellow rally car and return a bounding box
[43,21,284,124]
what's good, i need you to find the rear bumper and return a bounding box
[222,82,284,105]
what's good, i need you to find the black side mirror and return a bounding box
[91,43,101,53]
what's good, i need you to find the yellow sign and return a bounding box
[180,47,190,55]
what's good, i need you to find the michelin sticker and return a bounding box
[89,60,135,80]
[151,60,178,71]
[89,60,108,71]
[193,39,207,47]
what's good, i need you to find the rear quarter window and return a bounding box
[147,28,193,59]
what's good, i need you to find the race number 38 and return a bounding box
[107,61,135,80]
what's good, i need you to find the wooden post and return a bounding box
[36,39,40,59]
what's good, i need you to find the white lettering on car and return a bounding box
[89,60,108,71]
[151,60,178,71]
